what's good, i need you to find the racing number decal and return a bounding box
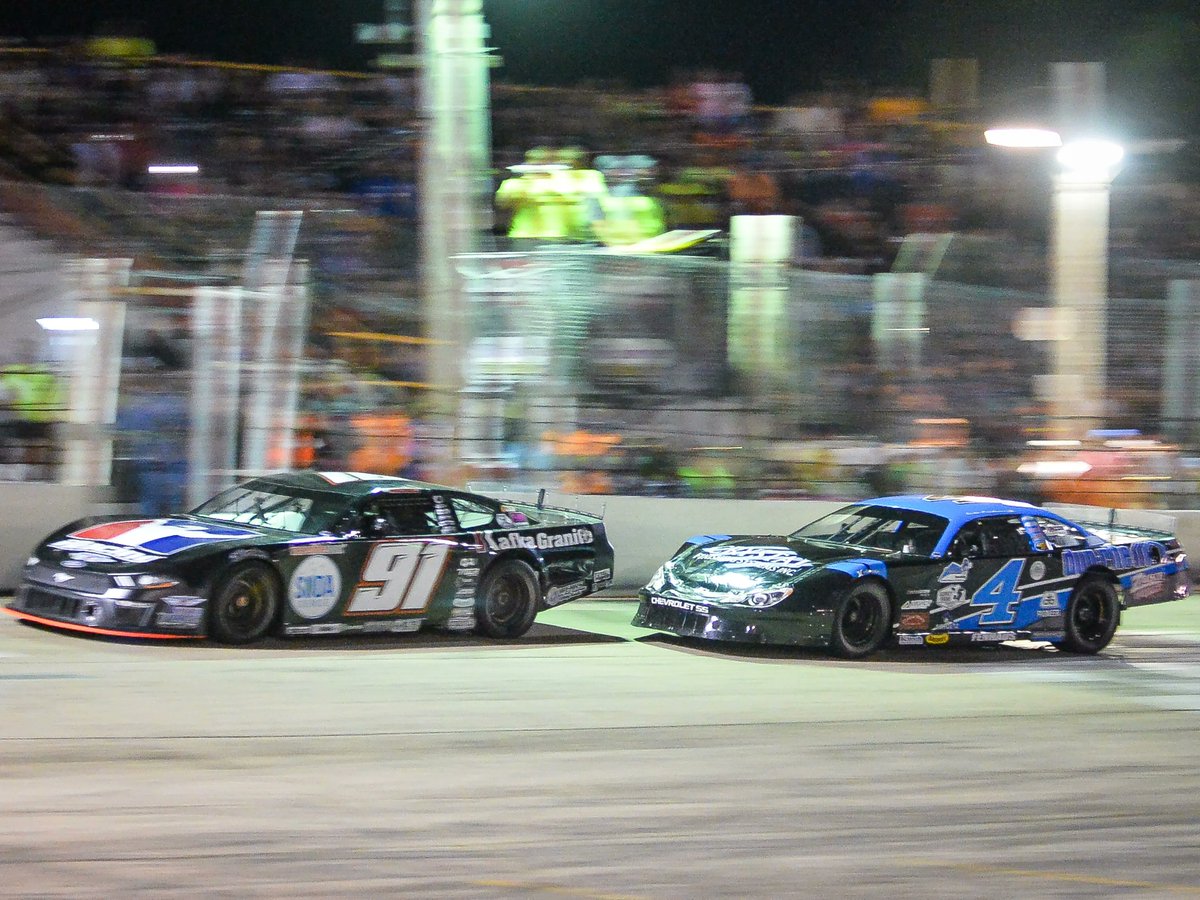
[975,559,1024,625]
[346,542,452,614]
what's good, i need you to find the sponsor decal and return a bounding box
[156,605,204,629]
[446,615,476,631]
[925,633,950,645]
[1062,541,1165,576]
[1029,560,1046,581]
[1040,593,1060,609]
[935,584,968,611]
[67,519,256,556]
[432,496,458,534]
[649,596,710,615]
[51,572,74,583]
[899,611,930,631]
[593,567,613,588]
[360,619,422,634]
[1036,608,1061,619]
[898,633,924,646]
[970,631,1017,642]
[546,580,589,606]
[452,595,475,609]
[288,555,343,620]
[937,560,972,583]
[902,597,933,610]
[696,546,812,574]
[483,527,595,552]
[290,542,347,556]
[66,552,114,564]
[285,619,423,636]
[50,538,157,565]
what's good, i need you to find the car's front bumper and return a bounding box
[5,576,206,639]
[633,591,833,647]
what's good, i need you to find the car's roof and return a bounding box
[249,470,457,498]
[865,494,1042,526]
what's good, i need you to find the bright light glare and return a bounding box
[1056,140,1124,179]
[37,317,100,331]
[1017,461,1094,477]
[985,128,1063,148]
[147,164,200,175]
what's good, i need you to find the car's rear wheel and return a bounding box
[208,562,280,645]
[1060,575,1119,654]
[476,559,540,639]
[829,580,891,659]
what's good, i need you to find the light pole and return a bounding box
[1048,138,1124,438]
[417,0,495,476]
[985,129,1124,439]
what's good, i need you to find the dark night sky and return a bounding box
[2,1,1198,125]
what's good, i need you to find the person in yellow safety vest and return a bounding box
[494,147,579,246]
[551,147,608,242]
[594,192,667,246]
[592,154,666,246]
[1,360,64,479]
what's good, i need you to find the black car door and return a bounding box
[929,515,1037,633]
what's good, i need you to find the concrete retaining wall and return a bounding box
[0,484,96,591]
[4,489,1199,594]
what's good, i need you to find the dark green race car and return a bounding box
[5,471,614,643]
[634,495,1190,658]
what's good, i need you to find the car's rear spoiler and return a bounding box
[1045,504,1178,541]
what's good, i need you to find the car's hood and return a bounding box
[40,515,280,568]
[662,536,884,593]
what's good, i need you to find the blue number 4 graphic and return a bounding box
[976,559,1025,625]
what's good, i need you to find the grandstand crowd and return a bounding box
[2,45,1200,508]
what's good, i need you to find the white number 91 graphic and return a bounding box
[346,542,452,614]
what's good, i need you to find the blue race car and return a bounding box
[633,495,1191,658]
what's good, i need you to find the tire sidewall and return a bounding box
[1061,575,1119,654]
[208,561,281,645]
[476,558,540,639]
[830,580,892,659]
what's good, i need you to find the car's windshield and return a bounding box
[192,484,345,535]
[790,504,948,555]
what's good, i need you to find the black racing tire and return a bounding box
[475,559,540,639]
[1059,575,1119,654]
[829,580,892,659]
[208,562,281,645]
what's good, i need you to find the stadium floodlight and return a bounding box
[37,317,100,331]
[147,164,200,175]
[984,127,1063,148]
[1056,139,1125,182]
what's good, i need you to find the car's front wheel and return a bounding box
[829,580,892,659]
[208,562,281,644]
[1060,575,1119,654]
[475,559,540,639]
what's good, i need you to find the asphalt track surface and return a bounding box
[3,597,1200,899]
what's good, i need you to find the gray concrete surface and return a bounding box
[2,598,1200,898]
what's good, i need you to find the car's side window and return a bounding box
[978,517,1033,557]
[949,521,985,558]
[950,518,1030,558]
[450,497,497,530]
[360,498,439,537]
